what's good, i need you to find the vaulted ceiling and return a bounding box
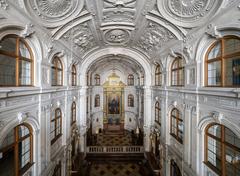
[19,0,225,60]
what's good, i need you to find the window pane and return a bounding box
[18,138,31,169]
[224,57,240,86]
[19,41,30,58]
[19,59,31,85]
[0,54,16,86]
[172,60,178,69]
[208,124,221,138]
[208,61,221,86]
[224,38,240,56]
[51,68,56,85]
[225,145,240,176]
[0,37,16,53]
[57,70,62,85]
[207,136,222,171]
[225,127,240,148]
[208,42,221,60]
[18,125,30,138]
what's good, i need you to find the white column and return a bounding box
[78,86,88,153]
[143,86,152,152]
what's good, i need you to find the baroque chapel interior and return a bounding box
[0,0,240,176]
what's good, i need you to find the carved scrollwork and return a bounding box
[136,22,176,54]
[0,0,8,10]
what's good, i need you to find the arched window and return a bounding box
[95,74,100,86]
[128,74,134,86]
[72,65,77,86]
[51,57,63,86]
[155,101,161,125]
[170,160,182,176]
[128,94,134,107]
[71,102,76,125]
[170,108,183,144]
[95,94,100,107]
[51,108,62,145]
[206,36,240,87]
[155,64,162,86]
[0,124,33,176]
[0,35,33,86]
[171,57,185,86]
[205,123,240,175]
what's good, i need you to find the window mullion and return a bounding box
[221,39,225,87]
[222,126,226,176]
[16,38,19,86]
[14,127,19,176]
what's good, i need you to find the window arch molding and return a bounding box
[71,64,77,86]
[204,123,240,175]
[51,56,63,86]
[205,35,240,87]
[170,107,184,144]
[0,123,34,176]
[170,55,186,87]
[155,63,162,86]
[0,34,34,86]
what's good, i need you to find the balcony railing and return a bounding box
[87,146,144,153]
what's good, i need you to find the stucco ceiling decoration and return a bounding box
[102,0,136,23]
[104,29,130,44]
[61,22,98,54]
[135,22,177,54]
[157,0,224,27]
[20,0,225,59]
[22,0,84,27]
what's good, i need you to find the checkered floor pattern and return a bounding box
[89,162,143,176]
[97,133,132,146]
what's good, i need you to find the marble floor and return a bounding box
[87,161,152,176]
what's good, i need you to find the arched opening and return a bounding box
[0,123,33,176]
[0,35,34,86]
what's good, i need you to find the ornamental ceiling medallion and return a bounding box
[157,0,223,27]
[35,0,72,18]
[105,29,130,44]
[24,0,83,27]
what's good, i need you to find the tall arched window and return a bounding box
[51,57,63,86]
[170,160,182,176]
[171,57,185,86]
[51,108,62,145]
[155,101,161,125]
[128,94,134,107]
[71,102,76,125]
[128,74,134,86]
[95,94,100,107]
[72,65,77,86]
[205,123,240,175]
[170,108,183,144]
[0,35,33,86]
[206,36,240,87]
[95,74,100,86]
[0,124,33,176]
[155,64,162,86]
